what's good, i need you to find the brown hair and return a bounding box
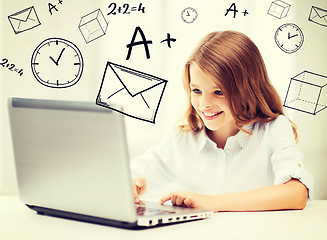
[179,30,298,142]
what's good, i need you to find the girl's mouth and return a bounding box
[202,111,223,120]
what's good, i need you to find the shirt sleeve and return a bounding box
[269,116,313,199]
[130,131,176,188]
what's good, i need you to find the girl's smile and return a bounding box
[201,111,223,120]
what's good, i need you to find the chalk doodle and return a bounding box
[267,0,290,19]
[160,33,177,48]
[126,26,153,60]
[0,58,24,76]
[79,9,108,44]
[284,71,327,115]
[8,6,41,34]
[96,62,168,123]
[181,7,198,23]
[224,3,249,18]
[274,23,304,54]
[31,38,84,88]
[48,0,64,15]
[126,26,177,60]
[308,6,327,27]
[107,2,145,15]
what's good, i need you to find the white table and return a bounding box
[1,196,326,240]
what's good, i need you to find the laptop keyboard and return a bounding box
[135,204,176,217]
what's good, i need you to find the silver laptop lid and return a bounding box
[8,97,137,223]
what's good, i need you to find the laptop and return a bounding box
[8,97,212,229]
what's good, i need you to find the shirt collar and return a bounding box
[196,123,254,151]
[234,123,254,148]
[196,129,212,151]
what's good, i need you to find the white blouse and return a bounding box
[131,115,313,198]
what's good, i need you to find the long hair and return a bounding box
[179,30,298,142]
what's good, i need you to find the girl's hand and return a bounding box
[132,177,147,203]
[160,191,216,211]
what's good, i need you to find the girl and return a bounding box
[131,30,312,212]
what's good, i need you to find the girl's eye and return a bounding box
[215,90,223,95]
[192,89,201,94]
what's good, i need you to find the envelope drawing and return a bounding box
[8,6,41,34]
[308,6,327,27]
[96,62,168,123]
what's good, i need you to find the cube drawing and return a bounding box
[267,0,291,19]
[79,9,108,43]
[284,71,327,115]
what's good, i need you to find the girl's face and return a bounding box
[189,63,238,136]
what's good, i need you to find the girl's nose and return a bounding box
[199,94,212,109]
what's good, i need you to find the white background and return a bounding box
[1,0,326,199]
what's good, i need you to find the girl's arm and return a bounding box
[160,179,308,212]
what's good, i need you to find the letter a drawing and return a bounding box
[126,26,153,60]
[225,3,238,18]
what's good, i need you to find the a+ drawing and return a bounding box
[31,38,84,88]
[181,7,198,23]
[274,23,304,54]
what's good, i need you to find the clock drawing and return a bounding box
[181,7,198,23]
[31,37,84,88]
[274,23,304,54]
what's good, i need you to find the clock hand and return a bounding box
[49,56,58,65]
[55,48,66,65]
[288,32,299,39]
[49,48,65,66]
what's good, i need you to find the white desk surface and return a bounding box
[1,196,326,240]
